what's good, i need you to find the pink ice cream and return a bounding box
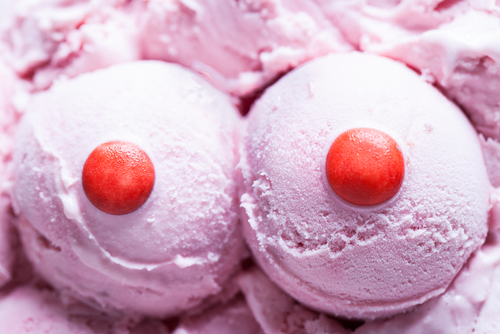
[137,0,352,96]
[0,58,22,287]
[173,296,262,334]
[354,219,500,334]
[479,136,500,188]
[240,52,491,319]
[238,267,349,334]
[0,284,170,334]
[1,0,352,97]
[315,0,500,142]
[1,0,140,90]
[12,60,245,317]
[4,0,500,331]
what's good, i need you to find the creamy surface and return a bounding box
[2,0,500,331]
[13,61,245,316]
[315,0,500,142]
[0,59,22,287]
[241,52,491,319]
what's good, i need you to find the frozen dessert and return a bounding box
[1,0,352,97]
[240,52,491,319]
[0,58,21,287]
[314,0,500,141]
[353,224,500,334]
[0,285,111,334]
[234,222,500,334]
[12,60,245,317]
[2,0,500,332]
[0,284,170,334]
[238,267,349,334]
[2,0,140,91]
[173,295,262,334]
[136,0,352,96]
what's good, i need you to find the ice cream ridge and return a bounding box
[12,60,246,317]
[240,52,492,320]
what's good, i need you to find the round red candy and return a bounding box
[82,141,155,215]
[325,128,405,206]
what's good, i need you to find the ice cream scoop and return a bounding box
[240,52,491,319]
[13,60,245,317]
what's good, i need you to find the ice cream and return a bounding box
[310,0,500,193]
[240,52,491,319]
[173,295,262,334]
[235,219,500,334]
[238,267,349,334]
[314,0,500,141]
[353,224,500,334]
[1,0,352,97]
[0,58,21,287]
[1,0,140,91]
[136,0,352,96]
[0,284,170,334]
[12,60,245,317]
[2,0,500,331]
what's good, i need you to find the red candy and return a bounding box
[325,128,404,206]
[82,141,155,215]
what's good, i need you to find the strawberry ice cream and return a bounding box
[12,60,245,317]
[0,58,22,287]
[2,0,500,332]
[240,52,491,319]
[315,0,500,141]
[1,0,352,96]
[2,0,140,91]
[0,284,170,333]
[173,296,262,334]
[353,222,500,334]
[238,267,349,334]
[136,0,351,96]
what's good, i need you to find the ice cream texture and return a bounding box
[353,224,500,334]
[1,0,140,91]
[172,295,262,334]
[2,0,500,332]
[238,267,349,334]
[0,58,22,287]
[12,60,245,317]
[0,284,170,334]
[137,0,352,96]
[315,0,500,141]
[240,52,492,319]
[1,0,352,97]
